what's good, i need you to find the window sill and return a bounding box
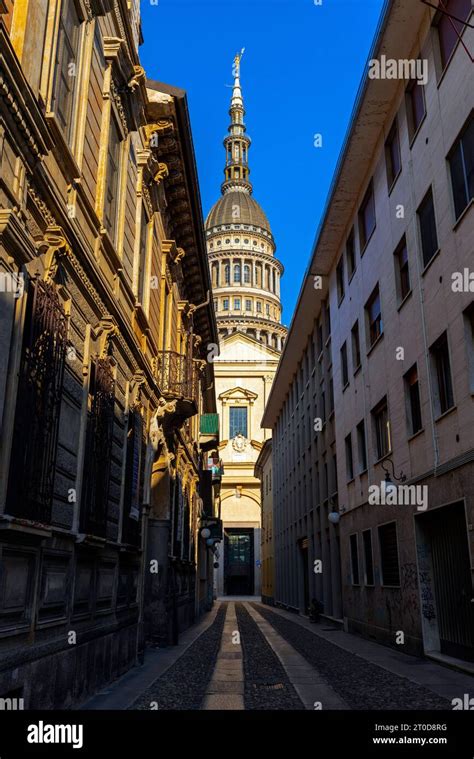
[374,451,393,468]
[359,225,376,257]
[434,405,457,423]
[366,332,384,357]
[409,112,427,150]
[397,289,413,312]
[353,364,362,378]
[348,269,357,285]
[387,168,402,197]
[453,198,473,232]
[407,428,424,443]
[358,468,368,477]
[421,248,441,276]
[342,381,350,393]
[45,111,82,183]
[338,294,345,308]
[347,477,355,486]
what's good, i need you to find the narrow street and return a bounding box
[83,602,473,712]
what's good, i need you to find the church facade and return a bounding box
[205,53,287,597]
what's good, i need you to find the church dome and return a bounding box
[206,191,271,234]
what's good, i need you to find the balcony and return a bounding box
[156,350,199,425]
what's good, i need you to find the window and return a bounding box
[362,530,374,586]
[378,522,400,586]
[406,78,426,139]
[234,298,241,310]
[341,342,349,388]
[385,121,401,188]
[351,321,361,371]
[418,189,439,268]
[366,284,383,347]
[345,433,354,481]
[244,264,251,284]
[436,0,472,69]
[234,264,241,283]
[230,407,248,438]
[104,115,122,241]
[394,236,411,302]
[464,302,474,393]
[430,331,454,416]
[357,419,368,473]
[404,364,423,435]
[336,257,345,303]
[372,397,390,460]
[137,207,149,306]
[214,299,218,312]
[225,264,230,284]
[223,298,229,311]
[51,0,82,143]
[358,182,376,251]
[448,116,474,220]
[256,301,262,313]
[266,304,270,316]
[346,229,356,279]
[245,299,252,311]
[350,534,360,585]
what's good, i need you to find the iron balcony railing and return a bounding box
[156,350,198,402]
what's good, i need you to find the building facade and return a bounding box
[0,0,218,709]
[205,53,287,598]
[255,440,274,605]
[263,0,474,662]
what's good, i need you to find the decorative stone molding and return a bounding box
[153,163,169,186]
[37,224,71,283]
[94,314,120,358]
[110,79,129,136]
[127,65,145,92]
[103,37,123,61]
[129,370,147,410]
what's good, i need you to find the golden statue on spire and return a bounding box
[233,48,245,78]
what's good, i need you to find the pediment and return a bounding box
[218,386,258,402]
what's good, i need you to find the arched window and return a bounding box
[272,269,276,293]
[225,264,230,284]
[244,265,251,284]
[234,264,241,283]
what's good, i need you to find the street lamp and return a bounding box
[381,458,406,498]
[201,527,211,539]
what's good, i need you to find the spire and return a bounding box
[222,49,252,196]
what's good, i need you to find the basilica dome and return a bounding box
[206,191,271,235]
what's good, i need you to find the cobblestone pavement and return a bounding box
[131,605,226,710]
[252,604,451,710]
[235,603,303,710]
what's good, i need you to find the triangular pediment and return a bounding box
[216,331,280,362]
[218,386,258,402]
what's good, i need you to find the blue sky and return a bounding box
[140,0,386,325]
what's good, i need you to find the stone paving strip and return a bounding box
[130,605,227,710]
[244,602,347,710]
[235,603,304,710]
[202,602,245,710]
[253,604,451,710]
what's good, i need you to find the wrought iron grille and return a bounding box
[156,350,197,400]
[80,357,115,537]
[6,277,68,523]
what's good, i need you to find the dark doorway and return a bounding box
[299,538,310,614]
[421,502,474,662]
[224,528,254,595]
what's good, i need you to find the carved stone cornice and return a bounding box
[37,224,71,283]
[0,209,37,264]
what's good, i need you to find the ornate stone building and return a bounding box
[0,0,219,708]
[205,53,287,597]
